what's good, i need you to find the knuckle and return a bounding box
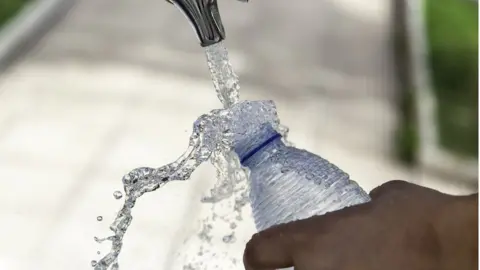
[369,180,412,199]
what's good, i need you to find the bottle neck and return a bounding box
[233,124,283,165]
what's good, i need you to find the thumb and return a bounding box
[243,224,296,270]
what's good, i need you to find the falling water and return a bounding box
[205,42,240,108]
[92,41,261,270]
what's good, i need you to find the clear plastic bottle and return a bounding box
[169,100,371,270]
[229,100,371,232]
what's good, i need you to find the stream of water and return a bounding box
[92,42,260,270]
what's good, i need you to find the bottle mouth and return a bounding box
[190,100,280,161]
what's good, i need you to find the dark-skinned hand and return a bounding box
[243,180,478,270]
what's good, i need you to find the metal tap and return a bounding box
[166,0,248,47]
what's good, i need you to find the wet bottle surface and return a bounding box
[230,101,371,232]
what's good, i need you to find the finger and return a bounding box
[243,205,373,270]
[243,208,362,270]
[243,224,296,270]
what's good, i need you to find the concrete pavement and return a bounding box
[0,0,476,269]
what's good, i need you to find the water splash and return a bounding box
[93,42,289,269]
[93,108,227,270]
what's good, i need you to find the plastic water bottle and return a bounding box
[169,100,371,270]
[229,100,371,232]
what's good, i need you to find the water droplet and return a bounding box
[91,260,97,267]
[94,236,105,243]
[113,191,123,200]
[222,233,236,243]
[97,216,103,221]
[229,222,237,229]
[97,251,101,255]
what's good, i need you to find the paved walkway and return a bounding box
[0,0,475,269]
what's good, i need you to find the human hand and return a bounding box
[243,180,478,270]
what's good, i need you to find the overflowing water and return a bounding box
[92,42,274,269]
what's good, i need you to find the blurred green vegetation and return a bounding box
[395,87,419,165]
[425,0,478,158]
[395,0,478,165]
[0,0,30,29]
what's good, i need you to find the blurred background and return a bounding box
[0,0,477,269]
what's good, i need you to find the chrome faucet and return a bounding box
[166,0,248,47]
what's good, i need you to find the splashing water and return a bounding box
[93,42,289,269]
[113,191,123,200]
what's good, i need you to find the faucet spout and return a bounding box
[166,0,247,47]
